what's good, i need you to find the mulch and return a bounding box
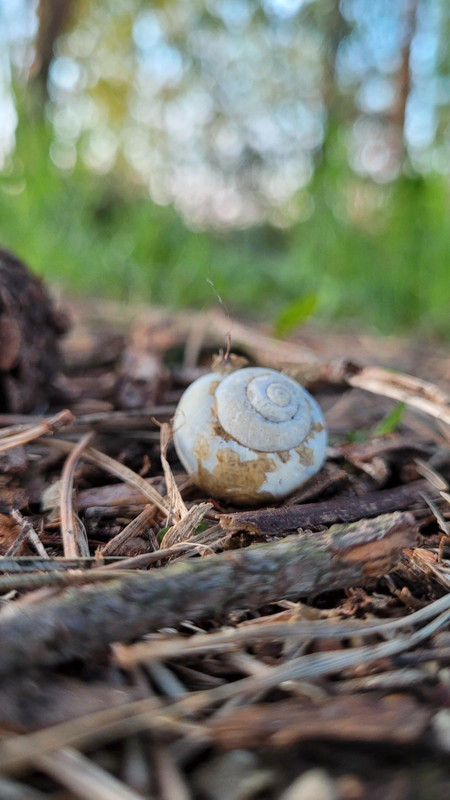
[0,258,450,799]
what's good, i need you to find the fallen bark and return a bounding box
[0,512,417,677]
[219,481,432,535]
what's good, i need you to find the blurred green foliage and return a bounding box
[1,1,449,338]
[1,115,448,337]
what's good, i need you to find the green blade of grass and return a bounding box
[274,293,318,337]
[373,402,406,436]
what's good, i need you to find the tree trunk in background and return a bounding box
[390,0,419,163]
[320,2,350,123]
[32,0,75,98]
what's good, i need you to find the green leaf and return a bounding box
[274,294,318,338]
[194,521,208,535]
[373,402,406,436]
[157,525,170,543]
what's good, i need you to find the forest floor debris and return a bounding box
[0,296,450,799]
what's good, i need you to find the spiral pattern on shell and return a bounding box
[215,368,313,452]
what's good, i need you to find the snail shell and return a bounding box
[173,366,327,505]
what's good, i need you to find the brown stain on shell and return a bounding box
[189,392,325,504]
[293,419,324,468]
[193,433,211,461]
[302,421,324,446]
[295,443,315,466]
[210,420,234,443]
[194,442,277,505]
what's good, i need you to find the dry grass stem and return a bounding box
[0,556,123,572]
[0,537,221,592]
[6,510,48,558]
[40,437,170,516]
[348,366,450,427]
[60,431,93,558]
[98,539,219,570]
[0,777,47,799]
[0,697,207,775]
[159,422,188,521]
[36,746,146,800]
[115,591,450,667]
[160,502,213,549]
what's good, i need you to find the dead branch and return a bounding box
[219,481,433,535]
[0,512,417,677]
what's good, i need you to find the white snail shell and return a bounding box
[173,366,327,505]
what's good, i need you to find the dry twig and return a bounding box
[220,481,433,535]
[0,410,74,453]
[0,512,417,676]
